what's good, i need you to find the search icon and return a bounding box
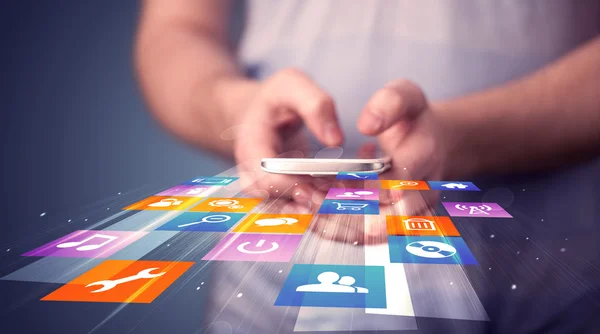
[177,214,232,227]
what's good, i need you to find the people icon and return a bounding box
[295,271,369,294]
[335,191,374,198]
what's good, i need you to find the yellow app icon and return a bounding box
[123,196,200,211]
[233,213,313,234]
[190,198,263,213]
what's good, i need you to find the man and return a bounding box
[135,2,600,332]
[135,0,600,202]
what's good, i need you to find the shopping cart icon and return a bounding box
[332,202,369,211]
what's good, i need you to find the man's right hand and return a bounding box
[232,68,344,201]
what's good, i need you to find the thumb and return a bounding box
[357,79,428,136]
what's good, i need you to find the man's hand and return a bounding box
[357,79,446,215]
[234,68,344,200]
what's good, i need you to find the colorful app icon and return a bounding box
[22,230,146,258]
[157,185,211,197]
[325,188,379,201]
[381,180,430,190]
[232,213,313,234]
[190,198,262,213]
[41,260,193,303]
[123,196,200,211]
[443,202,512,218]
[387,216,460,237]
[275,264,386,308]
[184,176,239,186]
[202,233,302,262]
[428,181,480,191]
[156,212,246,232]
[336,172,378,180]
[318,199,379,215]
[388,236,477,265]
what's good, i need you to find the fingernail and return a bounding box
[365,110,384,133]
[324,122,342,145]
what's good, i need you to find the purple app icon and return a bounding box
[22,230,147,258]
[325,188,379,201]
[443,202,512,218]
[202,233,303,262]
[157,185,211,197]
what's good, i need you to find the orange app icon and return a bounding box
[42,260,193,303]
[387,216,460,236]
[233,213,313,234]
[381,180,430,190]
[124,196,200,211]
[190,198,262,213]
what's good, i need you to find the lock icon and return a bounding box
[148,198,184,208]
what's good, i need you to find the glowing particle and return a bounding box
[196,287,200,290]
[6,249,10,252]
[118,192,122,195]
[106,208,110,210]
[278,270,283,273]
[68,219,72,222]
[541,219,544,222]
[403,167,407,170]
[236,293,243,298]
[489,267,492,270]
[167,244,170,247]
[323,230,327,233]
[517,251,520,254]
[511,284,517,290]
[565,238,568,241]
[295,183,298,186]
[526,237,529,240]
[295,192,300,196]
[353,241,358,246]
[84,219,88,221]
[269,186,273,188]
[490,234,495,238]
[450,282,454,285]
[560,248,566,252]
[275,190,279,193]
[201,282,204,285]
[536,257,539,260]
[40,212,46,217]
[522,189,525,191]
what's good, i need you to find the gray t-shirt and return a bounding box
[238,0,600,146]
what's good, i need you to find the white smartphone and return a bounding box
[261,156,391,175]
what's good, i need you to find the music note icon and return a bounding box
[56,234,118,251]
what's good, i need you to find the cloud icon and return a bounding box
[255,218,298,226]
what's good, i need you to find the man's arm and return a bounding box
[437,37,600,178]
[135,0,258,157]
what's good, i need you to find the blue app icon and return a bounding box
[275,264,387,308]
[388,236,478,265]
[427,181,480,191]
[184,176,239,186]
[157,212,245,232]
[318,199,380,215]
[336,172,378,180]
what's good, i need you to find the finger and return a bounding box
[267,68,344,146]
[357,79,427,136]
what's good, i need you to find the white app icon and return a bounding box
[405,241,456,258]
[455,204,492,215]
[148,198,183,207]
[177,214,232,228]
[296,271,368,294]
[237,239,279,254]
[333,202,369,211]
[255,217,298,226]
[393,181,419,187]
[403,218,436,231]
[335,191,374,198]
[442,183,469,189]
[209,199,243,209]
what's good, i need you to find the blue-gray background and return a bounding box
[1,0,231,247]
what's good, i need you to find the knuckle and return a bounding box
[305,93,334,117]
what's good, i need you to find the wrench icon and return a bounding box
[86,267,166,293]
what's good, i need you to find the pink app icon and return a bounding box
[157,185,211,197]
[202,233,303,262]
[325,188,379,201]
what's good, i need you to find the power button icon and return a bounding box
[237,239,279,254]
